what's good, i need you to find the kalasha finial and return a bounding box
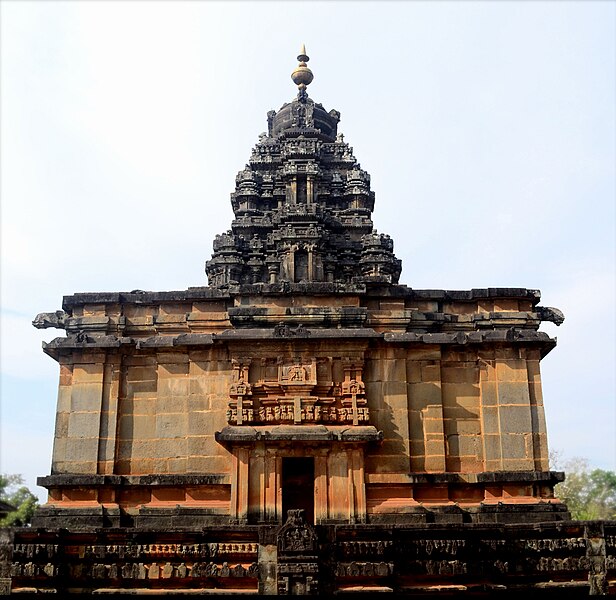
[291,44,314,93]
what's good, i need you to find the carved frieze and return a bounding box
[226,360,370,426]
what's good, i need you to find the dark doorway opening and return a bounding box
[282,457,315,524]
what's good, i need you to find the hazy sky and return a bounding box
[1,0,614,501]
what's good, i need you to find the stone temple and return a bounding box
[1,48,614,595]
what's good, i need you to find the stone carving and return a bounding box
[536,306,565,326]
[206,89,401,287]
[335,562,394,577]
[276,510,319,595]
[278,510,317,554]
[32,310,67,329]
[274,322,311,338]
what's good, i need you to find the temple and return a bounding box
[2,48,614,595]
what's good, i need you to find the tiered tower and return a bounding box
[206,48,401,288]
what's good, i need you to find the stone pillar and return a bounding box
[526,349,549,470]
[0,528,13,595]
[494,349,534,471]
[327,450,349,521]
[314,450,329,524]
[230,446,250,523]
[441,350,482,472]
[407,349,446,472]
[585,521,608,595]
[348,447,366,523]
[97,354,122,474]
[64,352,106,474]
[479,351,502,470]
[155,352,189,474]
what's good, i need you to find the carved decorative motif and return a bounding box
[206,88,401,288]
[226,361,371,426]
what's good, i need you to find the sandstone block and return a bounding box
[499,405,532,434]
[480,381,498,406]
[65,438,99,462]
[54,412,69,438]
[155,412,186,438]
[482,406,500,434]
[68,412,101,438]
[500,433,530,459]
[71,383,103,412]
[72,363,104,384]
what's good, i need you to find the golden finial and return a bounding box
[291,44,314,90]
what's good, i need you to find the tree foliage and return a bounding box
[554,457,616,521]
[0,474,39,527]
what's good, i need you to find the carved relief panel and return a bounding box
[226,358,370,426]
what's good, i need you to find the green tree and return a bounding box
[0,474,39,527]
[553,456,616,521]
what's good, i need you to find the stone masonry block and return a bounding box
[502,457,535,470]
[363,359,382,382]
[424,454,447,472]
[156,413,187,438]
[365,455,410,474]
[71,383,103,412]
[480,381,498,406]
[526,360,542,385]
[132,415,157,439]
[441,366,479,385]
[421,364,441,383]
[494,347,520,360]
[409,411,424,443]
[496,359,528,382]
[406,361,422,383]
[157,395,188,414]
[383,359,406,381]
[133,438,187,459]
[65,437,99,462]
[72,363,104,383]
[68,412,101,438]
[497,382,531,406]
[167,457,188,474]
[406,348,441,361]
[188,412,215,435]
[125,379,157,395]
[56,386,71,412]
[97,438,116,462]
[187,435,220,457]
[365,382,384,408]
[157,378,190,397]
[126,366,157,382]
[444,418,482,436]
[118,415,135,441]
[51,438,67,464]
[132,397,157,416]
[482,406,500,434]
[447,433,483,460]
[499,405,532,434]
[407,382,442,410]
[442,382,479,403]
[188,393,210,411]
[530,405,547,435]
[422,417,445,435]
[156,352,190,366]
[500,433,531,459]
[54,412,69,438]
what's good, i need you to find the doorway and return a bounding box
[281,457,315,524]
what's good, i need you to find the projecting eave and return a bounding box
[215,425,383,446]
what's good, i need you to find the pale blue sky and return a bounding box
[1,1,614,501]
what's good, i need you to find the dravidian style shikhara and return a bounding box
[1,46,613,596]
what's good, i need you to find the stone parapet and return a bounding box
[4,519,615,595]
